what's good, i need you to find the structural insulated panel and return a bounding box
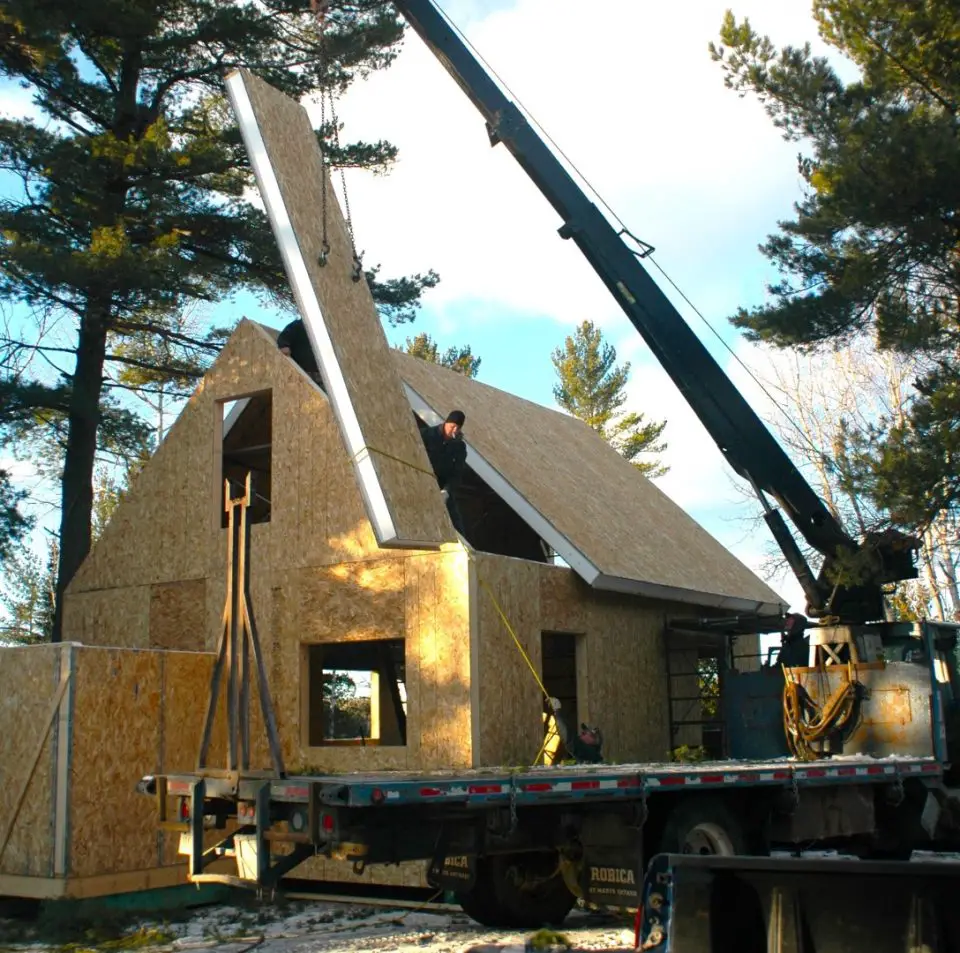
[224,68,453,549]
[394,350,784,613]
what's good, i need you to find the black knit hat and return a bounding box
[445,409,466,427]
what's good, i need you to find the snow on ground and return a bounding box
[155,902,634,953]
[0,900,635,953]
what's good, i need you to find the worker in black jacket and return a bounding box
[277,318,324,388]
[421,410,467,535]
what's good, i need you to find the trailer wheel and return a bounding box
[454,857,505,928]
[658,797,749,856]
[455,852,576,928]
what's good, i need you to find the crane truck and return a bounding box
[139,2,960,949]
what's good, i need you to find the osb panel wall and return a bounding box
[62,586,152,649]
[0,645,62,877]
[473,556,701,768]
[471,554,545,768]
[271,549,471,773]
[0,645,217,881]
[67,320,388,602]
[235,70,453,549]
[64,319,425,657]
[150,581,206,650]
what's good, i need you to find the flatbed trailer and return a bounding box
[143,751,959,930]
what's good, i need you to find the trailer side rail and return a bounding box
[158,755,942,809]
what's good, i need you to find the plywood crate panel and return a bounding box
[0,645,64,878]
[0,644,224,899]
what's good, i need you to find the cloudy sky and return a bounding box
[2,0,850,613]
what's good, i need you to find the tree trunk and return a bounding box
[52,303,109,642]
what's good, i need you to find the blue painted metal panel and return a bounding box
[722,669,790,761]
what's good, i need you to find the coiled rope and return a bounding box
[782,661,859,762]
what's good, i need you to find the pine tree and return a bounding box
[710,0,960,530]
[0,1,439,640]
[0,538,56,643]
[0,469,32,565]
[404,332,481,378]
[551,321,668,478]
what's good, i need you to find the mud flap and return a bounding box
[639,853,960,953]
[427,853,476,892]
[579,849,642,909]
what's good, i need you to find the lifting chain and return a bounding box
[313,1,363,282]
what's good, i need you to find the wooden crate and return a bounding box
[0,643,222,900]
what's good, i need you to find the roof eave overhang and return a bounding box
[592,572,786,616]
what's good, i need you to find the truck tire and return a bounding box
[657,797,750,856]
[454,857,506,928]
[455,852,576,928]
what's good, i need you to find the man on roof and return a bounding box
[277,317,324,388]
[421,410,468,536]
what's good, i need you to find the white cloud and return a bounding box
[321,0,835,330]
[0,83,37,120]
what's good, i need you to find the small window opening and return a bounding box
[305,639,407,747]
[541,631,580,765]
[221,392,272,526]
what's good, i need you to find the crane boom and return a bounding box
[389,0,918,622]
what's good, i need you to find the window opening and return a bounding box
[305,639,407,747]
[221,392,272,526]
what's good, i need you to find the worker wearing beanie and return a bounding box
[421,410,467,535]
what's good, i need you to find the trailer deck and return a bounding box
[159,753,942,809]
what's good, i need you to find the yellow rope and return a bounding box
[361,444,437,479]
[477,576,550,701]
[782,661,858,762]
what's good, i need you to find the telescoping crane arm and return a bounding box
[390,0,919,624]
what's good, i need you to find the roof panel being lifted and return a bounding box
[224,68,454,550]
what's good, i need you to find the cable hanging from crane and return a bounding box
[311,0,364,282]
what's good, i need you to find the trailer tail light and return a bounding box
[322,813,335,832]
[238,801,256,823]
[179,798,190,822]
[371,788,384,804]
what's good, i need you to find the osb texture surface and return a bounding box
[0,645,218,881]
[234,69,452,549]
[64,320,423,656]
[67,647,219,877]
[67,320,389,605]
[394,350,784,611]
[473,556,685,767]
[0,645,61,877]
[272,549,472,773]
